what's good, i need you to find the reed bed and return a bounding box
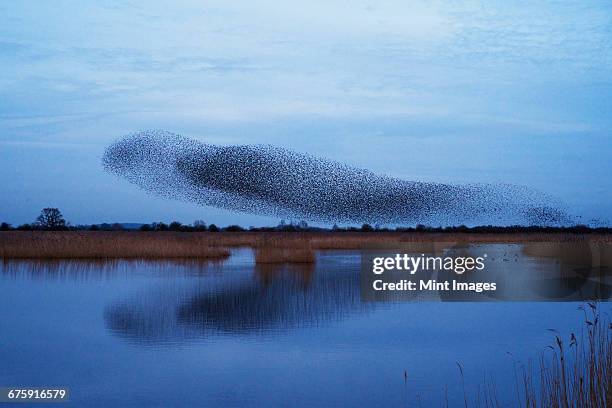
[0,232,230,259]
[209,232,612,250]
[254,234,315,263]
[452,303,610,408]
[1,231,610,259]
[524,303,610,408]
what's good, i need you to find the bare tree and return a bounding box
[36,208,67,230]
[193,220,207,231]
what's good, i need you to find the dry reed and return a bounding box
[524,302,610,408]
[455,303,610,407]
[0,232,230,259]
[1,231,610,260]
[254,233,315,263]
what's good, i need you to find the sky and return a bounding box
[1,0,611,227]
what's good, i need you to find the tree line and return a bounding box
[1,208,611,233]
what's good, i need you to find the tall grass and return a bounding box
[0,232,230,259]
[254,234,315,263]
[0,231,414,260]
[1,231,610,260]
[525,303,610,408]
[454,303,610,407]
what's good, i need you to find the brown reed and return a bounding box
[1,231,610,260]
[455,303,610,407]
[524,302,610,408]
[0,231,230,259]
[254,233,316,263]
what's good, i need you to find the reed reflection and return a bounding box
[402,242,611,301]
[104,255,371,344]
[0,258,227,281]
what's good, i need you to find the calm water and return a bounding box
[0,248,609,407]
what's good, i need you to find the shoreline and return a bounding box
[1,231,611,260]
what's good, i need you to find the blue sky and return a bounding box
[1,0,611,226]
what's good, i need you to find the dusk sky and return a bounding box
[1,1,611,226]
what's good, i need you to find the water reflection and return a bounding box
[440,242,611,301]
[0,258,227,280]
[363,242,612,302]
[2,243,610,346]
[104,254,371,344]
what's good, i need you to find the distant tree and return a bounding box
[36,208,67,230]
[193,220,207,231]
[17,223,33,231]
[208,224,220,232]
[361,223,374,232]
[224,225,244,232]
[298,220,308,229]
[152,222,169,231]
[169,221,183,231]
[332,223,339,231]
[573,224,590,232]
[0,222,11,231]
[89,224,100,231]
[139,224,152,231]
[279,223,297,231]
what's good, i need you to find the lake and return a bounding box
[0,247,609,407]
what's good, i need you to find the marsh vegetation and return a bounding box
[1,231,611,261]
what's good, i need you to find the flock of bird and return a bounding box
[103,130,568,226]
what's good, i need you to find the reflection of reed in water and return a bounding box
[436,243,611,301]
[362,242,612,302]
[255,263,314,288]
[522,242,612,300]
[105,255,371,344]
[0,258,227,281]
